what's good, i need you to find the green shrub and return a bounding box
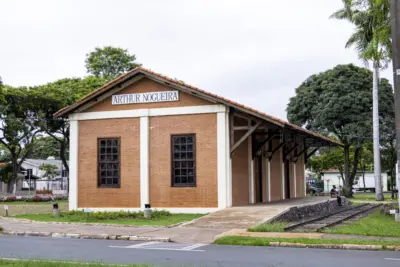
[63,210,171,220]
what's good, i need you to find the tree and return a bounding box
[85,46,141,80]
[30,136,61,160]
[331,0,391,201]
[0,86,41,193]
[39,163,58,190]
[30,77,106,175]
[287,64,394,197]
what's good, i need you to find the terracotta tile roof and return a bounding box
[54,67,342,146]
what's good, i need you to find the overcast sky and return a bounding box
[0,0,394,121]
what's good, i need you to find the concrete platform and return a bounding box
[184,196,331,229]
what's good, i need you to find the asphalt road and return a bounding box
[0,235,399,267]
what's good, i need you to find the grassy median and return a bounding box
[0,259,152,266]
[215,236,400,247]
[322,211,400,237]
[14,210,204,227]
[248,222,287,232]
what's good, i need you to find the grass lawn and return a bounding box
[322,210,400,237]
[14,213,204,226]
[248,222,288,232]
[0,259,152,267]
[215,236,400,247]
[351,193,397,203]
[1,202,69,216]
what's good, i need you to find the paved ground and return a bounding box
[185,196,331,229]
[0,217,225,243]
[0,235,399,267]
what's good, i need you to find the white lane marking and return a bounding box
[385,258,400,261]
[108,246,205,252]
[182,243,206,250]
[126,241,160,248]
[108,242,206,252]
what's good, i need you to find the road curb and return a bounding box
[266,242,390,251]
[2,230,171,242]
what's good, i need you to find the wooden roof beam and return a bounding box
[230,121,262,154]
[253,130,280,159]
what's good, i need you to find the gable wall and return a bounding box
[86,78,212,112]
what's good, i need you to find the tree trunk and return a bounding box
[362,170,366,192]
[343,145,352,197]
[59,141,69,173]
[343,145,362,197]
[373,63,384,201]
[391,169,395,199]
[8,158,18,194]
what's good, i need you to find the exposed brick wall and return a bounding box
[296,154,305,197]
[231,131,250,206]
[270,139,283,201]
[149,114,218,208]
[78,118,140,208]
[86,78,211,112]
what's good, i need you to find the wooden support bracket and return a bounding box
[252,130,279,158]
[284,143,300,160]
[305,147,319,160]
[268,139,289,160]
[230,121,261,154]
[296,146,308,159]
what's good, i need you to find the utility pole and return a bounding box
[390,0,400,221]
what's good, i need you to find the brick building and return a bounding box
[55,67,340,213]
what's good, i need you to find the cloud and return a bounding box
[0,0,394,120]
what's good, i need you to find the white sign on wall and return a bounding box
[112,90,179,105]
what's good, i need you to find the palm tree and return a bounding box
[331,0,391,201]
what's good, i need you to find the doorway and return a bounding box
[254,156,263,203]
[284,160,291,199]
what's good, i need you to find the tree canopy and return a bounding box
[29,76,106,172]
[30,136,61,160]
[85,46,141,80]
[287,64,393,143]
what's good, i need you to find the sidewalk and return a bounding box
[215,229,400,242]
[0,217,226,244]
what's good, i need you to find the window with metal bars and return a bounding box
[171,134,196,187]
[98,138,120,188]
